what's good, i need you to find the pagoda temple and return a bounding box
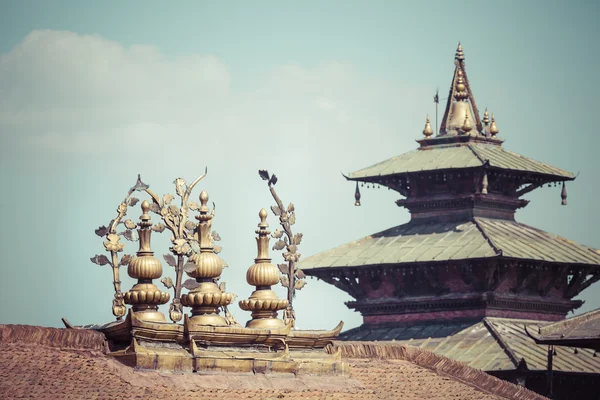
[299,44,600,399]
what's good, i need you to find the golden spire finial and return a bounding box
[454,69,468,101]
[123,201,170,322]
[239,209,289,328]
[181,190,234,326]
[490,113,499,136]
[423,115,433,138]
[483,108,490,126]
[354,181,361,206]
[455,42,465,62]
[462,110,473,135]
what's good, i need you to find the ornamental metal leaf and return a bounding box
[163,254,177,268]
[271,205,281,216]
[183,279,200,290]
[293,233,303,245]
[119,254,133,266]
[163,193,175,205]
[269,174,278,186]
[278,263,289,274]
[152,223,166,233]
[288,212,296,225]
[122,229,138,242]
[211,231,221,242]
[272,229,283,239]
[95,226,109,237]
[188,201,200,211]
[295,280,306,290]
[129,197,140,207]
[184,221,197,231]
[124,219,136,229]
[258,170,270,181]
[287,244,297,254]
[91,254,111,266]
[184,261,197,274]
[214,245,223,254]
[296,269,306,279]
[280,276,289,288]
[174,178,186,197]
[149,202,161,213]
[189,239,200,254]
[168,205,179,216]
[272,240,286,251]
[161,277,174,289]
[132,175,150,192]
[287,203,295,213]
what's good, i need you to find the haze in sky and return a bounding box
[1,1,599,330]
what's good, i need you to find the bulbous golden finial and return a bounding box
[455,42,465,61]
[490,113,499,136]
[483,108,490,125]
[423,115,433,138]
[199,190,209,205]
[239,209,288,328]
[454,70,468,101]
[462,110,473,135]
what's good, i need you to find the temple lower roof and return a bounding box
[299,217,600,270]
[347,143,574,181]
[526,308,600,350]
[339,317,600,374]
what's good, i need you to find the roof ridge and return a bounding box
[510,219,600,255]
[495,146,574,178]
[327,341,546,400]
[0,325,106,352]
[472,218,503,256]
[467,144,488,165]
[482,318,522,368]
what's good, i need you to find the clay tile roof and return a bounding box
[0,324,546,400]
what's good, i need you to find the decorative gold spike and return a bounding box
[461,110,473,135]
[123,200,170,322]
[423,115,434,139]
[490,113,499,136]
[454,70,468,101]
[239,209,289,329]
[455,42,465,62]
[483,108,490,125]
[180,191,234,326]
[482,172,488,194]
[561,182,567,205]
[354,181,361,206]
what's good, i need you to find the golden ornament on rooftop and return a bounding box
[124,200,170,322]
[239,208,289,329]
[490,113,499,136]
[180,190,234,326]
[422,115,433,138]
[482,108,490,126]
[454,70,468,101]
[455,42,464,61]
[461,110,473,135]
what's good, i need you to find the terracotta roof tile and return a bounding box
[0,325,545,400]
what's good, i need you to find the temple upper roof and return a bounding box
[346,44,574,183]
[348,142,574,181]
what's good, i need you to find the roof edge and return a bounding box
[326,341,547,400]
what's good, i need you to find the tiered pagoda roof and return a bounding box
[300,43,600,326]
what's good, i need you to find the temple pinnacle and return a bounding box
[455,42,464,62]
[490,113,499,137]
[462,110,473,135]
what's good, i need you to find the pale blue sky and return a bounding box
[0,1,599,329]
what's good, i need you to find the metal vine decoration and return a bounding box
[90,175,151,320]
[258,170,306,327]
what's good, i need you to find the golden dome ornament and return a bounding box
[180,190,234,326]
[239,209,289,329]
[490,113,499,137]
[123,200,170,322]
[461,110,473,135]
[422,115,434,139]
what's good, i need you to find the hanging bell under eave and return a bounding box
[355,181,361,206]
[561,182,567,206]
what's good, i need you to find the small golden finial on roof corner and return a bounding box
[423,115,433,139]
[483,108,490,126]
[490,113,499,137]
[462,110,473,135]
[455,42,465,62]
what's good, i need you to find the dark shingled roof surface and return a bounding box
[299,218,600,270]
[0,325,546,400]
